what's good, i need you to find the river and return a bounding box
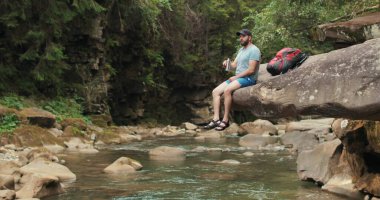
[43,136,347,200]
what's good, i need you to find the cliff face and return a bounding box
[233,38,380,121]
[65,14,111,116]
[59,3,226,126]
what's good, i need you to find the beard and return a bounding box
[240,40,249,46]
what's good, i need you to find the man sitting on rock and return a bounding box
[204,29,261,131]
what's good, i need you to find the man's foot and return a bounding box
[215,121,229,131]
[203,120,221,129]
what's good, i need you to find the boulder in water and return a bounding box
[149,146,186,161]
[104,157,142,174]
[280,131,319,152]
[19,160,76,183]
[297,139,342,184]
[239,134,278,148]
[240,119,278,135]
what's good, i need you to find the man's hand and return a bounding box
[222,60,228,67]
[228,76,238,82]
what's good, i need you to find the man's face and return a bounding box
[239,35,250,46]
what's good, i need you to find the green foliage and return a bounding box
[243,0,379,61]
[0,0,107,95]
[42,98,90,123]
[0,114,20,134]
[138,0,172,37]
[1,0,378,125]
[71,126,85,137]
[72,0,106,13]
[0,95,24,109]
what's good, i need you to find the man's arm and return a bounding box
[223,58,238,69]
[230,58,238,68]
[229,60,258,81]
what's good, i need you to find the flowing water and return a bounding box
[44,136,348,200]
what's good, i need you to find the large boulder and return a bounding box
[240,119,278,135]
[0,160,20,175]
[118,134,142,143]
[12,125,64,147]
[233,38,380,121]
[312,12,380,48]
[0,189,15,200]
[297,139,342,184]
[0,175,14,189]
[285,118,333,132]
[17,108,56,128]
[19,160,76,183]
[196,129,224,139]
[24,148,59,163]
[280,131,319,152]
[15,173,63,199]
[186,103,211,124]
[257,63,275,83]
[64,137,99,154]
[321,173,363,199]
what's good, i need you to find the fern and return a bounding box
[42,97,90,123]
[0,114,20,134]
[0,95,24,109]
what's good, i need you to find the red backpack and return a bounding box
[266,48,308,76]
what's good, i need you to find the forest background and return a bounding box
[0,0,378,128]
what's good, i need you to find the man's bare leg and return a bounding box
[222,80,241,122]
[212,82,229,121]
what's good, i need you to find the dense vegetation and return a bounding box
[0,95,88,133]
[0,0,378,124]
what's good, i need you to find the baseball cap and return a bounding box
[236,29,252,36]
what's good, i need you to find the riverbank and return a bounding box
[1,102,371,199]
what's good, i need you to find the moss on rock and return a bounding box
[60,118,87,131]
[12,125,64,147]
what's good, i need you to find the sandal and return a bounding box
[215,121,229,131]
[203,120,221,129]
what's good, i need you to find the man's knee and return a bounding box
[212,88,222,96]
[224,88,233,95]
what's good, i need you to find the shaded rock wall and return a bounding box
[334,120,380,196]
[65,13,111,116]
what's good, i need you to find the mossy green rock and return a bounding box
[12,125,64,147]
[18,108,56,128]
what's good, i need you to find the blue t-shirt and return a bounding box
[235,45,261,81]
